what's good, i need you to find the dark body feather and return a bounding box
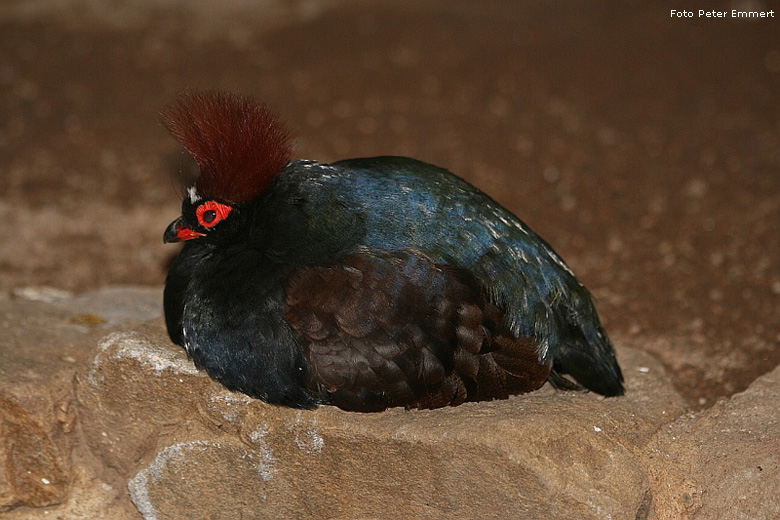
[165,156,624,411]
[285,249,550,411]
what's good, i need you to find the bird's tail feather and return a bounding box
[553,318,624,397]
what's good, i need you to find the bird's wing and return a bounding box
[322,157,575,357]
[282,158,623,397]
[283,248,551,412]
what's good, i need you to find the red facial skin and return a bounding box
[176,227,206,241]
[166,200,233,243]
[196,200,233,228]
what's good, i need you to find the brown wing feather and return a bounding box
[284,249,551,412]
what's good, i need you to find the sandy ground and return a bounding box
[0,0,778,408]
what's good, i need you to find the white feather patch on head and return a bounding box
[187,186,201,203]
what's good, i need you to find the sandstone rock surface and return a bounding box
[79,325,681,520]
[1,287,778,519]
[645,364,780,520]
[0,287,162,519]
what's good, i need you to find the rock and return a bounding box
[76,317,686,520]
[0,295,84,512]
[0,286,162,516]
[50,286,165,327]
[645,364,780,520]
[76,328,211,475]
[128,439,275,520]
[0,395,69,510]
[7,285,777,520]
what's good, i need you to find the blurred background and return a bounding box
[1,0,778,408]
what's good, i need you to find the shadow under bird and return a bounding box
[162,90,624,412]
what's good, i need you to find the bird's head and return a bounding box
[163,189,240,244]
[161,90,291,245]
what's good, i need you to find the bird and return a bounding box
[161,90,624,412]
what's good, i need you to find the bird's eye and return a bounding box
[202,210,217,224]
[196,200,233,229]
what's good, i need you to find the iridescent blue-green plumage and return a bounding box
[256,156,623,398]
[162,91,623,412]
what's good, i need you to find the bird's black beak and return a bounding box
[164,217,205,243]
[164,218,183,243]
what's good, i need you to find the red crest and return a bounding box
[162,90,291,204]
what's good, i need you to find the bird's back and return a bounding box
[274,157,623,397]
